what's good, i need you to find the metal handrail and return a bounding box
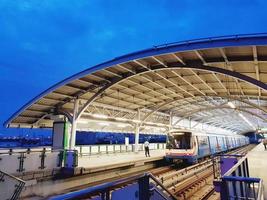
[219,154,265,200]
[0,147,61,155]
[257,179,264,200]
[148,173,177,200]
[0,143,166,155]
[49,172,175,200]
[223,155,247,176]
[49,173,146,200]
[222,176,261,183]
[0,170,25,200]
[222,176,263,200]
[150,187,170,200]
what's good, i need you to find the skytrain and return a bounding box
[165,130,249,163]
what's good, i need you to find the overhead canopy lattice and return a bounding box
[5,34,267,134]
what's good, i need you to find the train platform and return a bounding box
[18,149,166,199]
[78,149,166,170]
[247,142,267,198]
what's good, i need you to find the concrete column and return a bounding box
[69,98,79,150]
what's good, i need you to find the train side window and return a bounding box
[198,136,208,146]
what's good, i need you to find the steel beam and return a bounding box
[75,61,267,122]
[135,109,141,153]
[69,99,79,149]
[173,106,267,127]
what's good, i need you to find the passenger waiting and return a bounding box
[144,140,150,157]
[263,138,267,150]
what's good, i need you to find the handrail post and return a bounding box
[138,174,150,200]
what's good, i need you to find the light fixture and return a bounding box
[115,117,128,121]
[227,102,236,109]
[92,114,108,119]
[117,124,127,128]
[98,122,109,126]
[132,119,141,123]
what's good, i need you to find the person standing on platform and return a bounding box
[263,138,267,150]
[144,140,150,157]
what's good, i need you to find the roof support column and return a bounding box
[168,111,173,133]
[63,99,80,172]
[189,117,192,129]
[69,98,79,150]
[134,109,141,153]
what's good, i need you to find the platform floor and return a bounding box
[247,142,267,198]
[21,149,165,199]
[78,149,165,169]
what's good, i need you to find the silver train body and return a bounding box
[165,130,249,163]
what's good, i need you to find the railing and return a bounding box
[75,143,166,156]
[222,176,264,200]
[0,148,62,175]
[0,143,166,174]
[49,173,176,200]
[0,170,25,200]
[214,155,265,200]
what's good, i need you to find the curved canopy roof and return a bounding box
[5,33,267,134]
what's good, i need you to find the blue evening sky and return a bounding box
[0,0,267,137]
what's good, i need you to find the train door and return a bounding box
[208,136,217,154]
[231,138,235,148]
[221,136,225,151]
[238,138,242,147]
[221,136,227,151]
[225,137,230,150]
[196,136,210,158]
[215,136,221,152]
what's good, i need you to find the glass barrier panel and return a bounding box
[0,170,25,200]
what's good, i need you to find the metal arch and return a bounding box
[173,106,267,126]
[5,33,267,127]
[33,113,51,126]
[76,63,267,121]
[192,114,249,129]
[139,95,267,127]
[169,61,267,90]
[204,121,245,132]
[55,109,73,122]
[208,95,267,113]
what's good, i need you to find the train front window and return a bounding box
[167,132,192,149]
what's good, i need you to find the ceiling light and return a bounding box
[117,124,127,128]
[227,102,236,109]
[92,114,108,119]
[98,122,109,126]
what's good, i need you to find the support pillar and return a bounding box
[69,98,79,150]
[189,117,191,129]
[134,109,140,153]
[168,111,173,133]
[64,98,79,172]
[134,125,140,153]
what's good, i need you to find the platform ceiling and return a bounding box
[5,34,267,134]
